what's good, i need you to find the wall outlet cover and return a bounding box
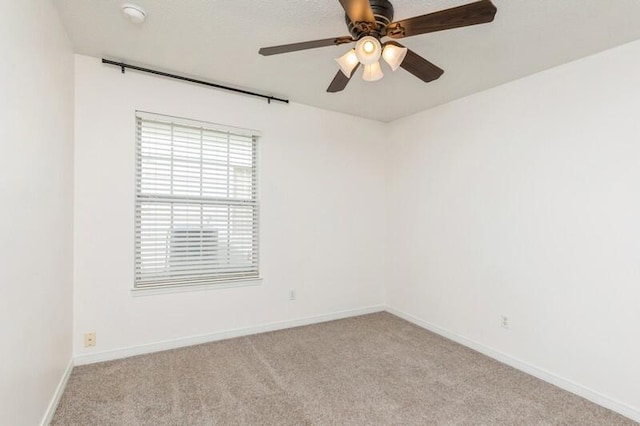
[501,315,509,329]
[84,332,96,347]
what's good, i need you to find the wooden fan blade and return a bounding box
[327,64,360,93]
[338,0,376,24]
[386,41,444,83]
[386,0,497,39]
[259,36,354,56]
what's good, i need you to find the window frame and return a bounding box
[132,111,261,295]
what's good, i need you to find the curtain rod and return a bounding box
[101,59,289,104]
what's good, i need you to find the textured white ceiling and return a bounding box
[53,0,640,122]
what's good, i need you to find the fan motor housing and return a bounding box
[346,0,394,39]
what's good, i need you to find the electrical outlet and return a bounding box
[500,315,509,329]
[84,332,96,347]
[288,289,296,301]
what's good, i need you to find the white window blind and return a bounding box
[135,112,259,289]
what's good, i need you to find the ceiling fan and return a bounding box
[259,0,497,92]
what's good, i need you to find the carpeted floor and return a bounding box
[52,312,634,425]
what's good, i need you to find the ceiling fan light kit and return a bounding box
[335,49,359,77]
[363,62,384,82]
[259,0,497,92]
[382,43,408,72]
[354,36,381,65]
[337,35,406,79]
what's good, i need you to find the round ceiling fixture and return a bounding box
[121,3,146,24]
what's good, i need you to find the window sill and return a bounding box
[131,278,262,297]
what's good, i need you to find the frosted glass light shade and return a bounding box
[382,44,408,71]
[335,49,359,77]
[362,61,384,82]
[355,36,382,65]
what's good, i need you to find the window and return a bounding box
[135,112,259,290]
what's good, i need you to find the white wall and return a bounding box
[0,1,74,425]
[387,40,640,417]
[73,54,387,358]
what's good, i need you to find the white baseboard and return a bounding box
[74,305,385,366]
[40,358,73,426]
[385,306,640,423]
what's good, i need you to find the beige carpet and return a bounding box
[52,312,634,425]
